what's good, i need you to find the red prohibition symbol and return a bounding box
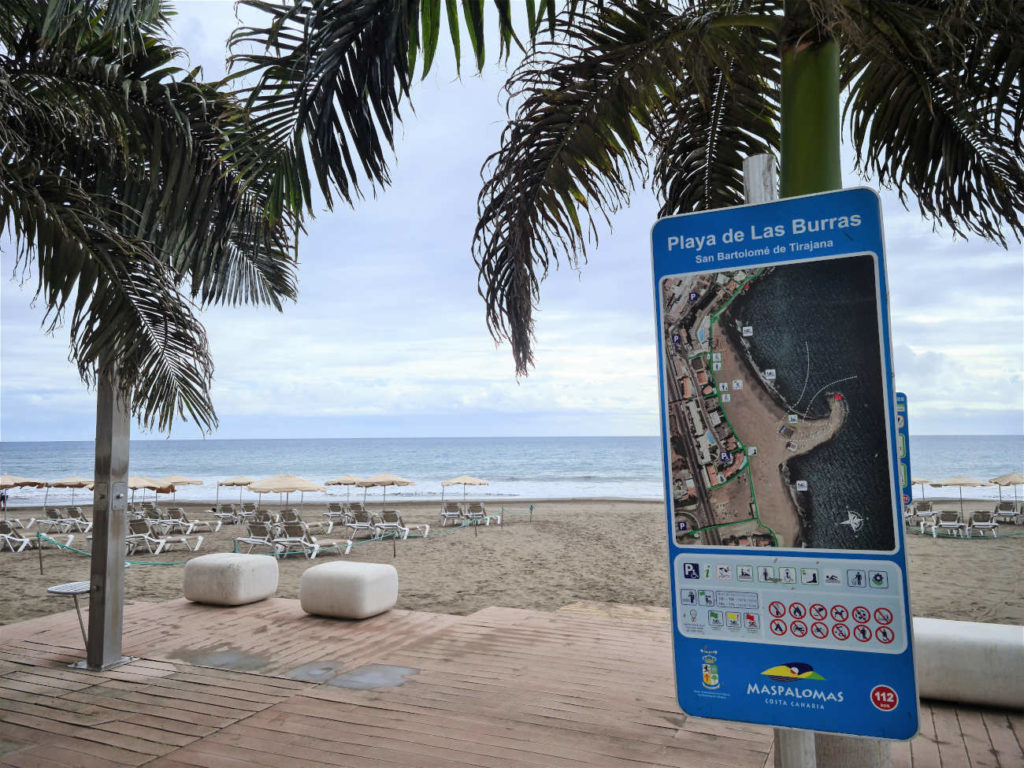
[810,622,829,640]
[830,605,849,623]
[788,602,806,620]
[852,606,871,624]
[770,619,787,636]
[790,620,808,638]
[809,603,827,621]
[769,601,786,618]
[874,607,894,625]
[875,626,895,645]
[853,624,872,642]
[831,623,850,641]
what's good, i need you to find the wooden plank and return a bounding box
[955,707,1000,768]
[932,702,972,767]
[980,709,1024,767]
[909,704,942,768]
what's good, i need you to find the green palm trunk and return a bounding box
[780,8,842,197]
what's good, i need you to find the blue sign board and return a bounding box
[652,188,918,739]
[895,393,912,512]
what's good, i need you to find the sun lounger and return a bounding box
[967,509,998,538]
[171,507,222,534]
[64,507,92,533]
[462,502,493,525]
[343,510,375,538]
[930,509,966,538]
[125,518,203,555]
[212,503,239,525]
[234,522,279,554]
[273,522,350,559]
[0,521,74,553]
[281,508,331,534]
[440,501,462,527]
[32,508,73,534]
[325,502,349,522]
[993,501,1017,525]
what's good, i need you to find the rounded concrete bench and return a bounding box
[914,617,1024,709]
[184,553,278,606]
[300,562,398,620]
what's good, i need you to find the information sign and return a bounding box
[652,188,918,739]
[895,393,912,512]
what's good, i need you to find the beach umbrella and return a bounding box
[0,475,45,520]
[49,475,93,506]
[356,473,415,509]
[989,472,1024,504]
[217,476,257,507]
[157,474,203,503]
[325,475,365,504]
[911,478,931,500]
[247,474,325,513]
[441,475,489,503]
[128,476,172,506]
[930,476,992,516]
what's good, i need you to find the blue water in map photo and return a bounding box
[724,254,894,550]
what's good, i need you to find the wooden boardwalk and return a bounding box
[0,600,1020,767]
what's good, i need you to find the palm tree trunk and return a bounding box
[780,1,841,197]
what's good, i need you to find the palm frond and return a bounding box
[228,0,591,219]
[653,7,781,214]
[837,0,1024,244]
[473,0,778,374]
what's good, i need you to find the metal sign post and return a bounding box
[652,187,918,742]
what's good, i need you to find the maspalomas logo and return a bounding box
[701,650,720,690]
[748,662,844,707]
[760,662,825,683]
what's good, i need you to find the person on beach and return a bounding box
[0,490,7,511]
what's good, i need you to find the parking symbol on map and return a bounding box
[852,606,871,624]
[854,624,872,643]
[831,605,849,622]
[874,607,893,625]
[683,563,700,579]
[720,451,731,463]
[790,620,808,638]
[809,604,827,621]
[875,626,895,645]
[742,326,753,337]
[689,291,698,301]
[811,622,829,640]
[672,333,681,344]
[769,601,786,618]
[832,623,851,641]
[770,619,787,636]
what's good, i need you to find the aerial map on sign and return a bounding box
[660,252,896,552]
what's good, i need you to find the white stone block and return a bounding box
[914,617,1024,709]
[184,553,278,606]
[300,562,398,620]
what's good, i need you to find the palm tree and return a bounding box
[2,0,298,668]
[2,0,298,432]
[232,0,1021,375]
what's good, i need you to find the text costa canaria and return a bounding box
[666,214,862,252]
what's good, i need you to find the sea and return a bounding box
[0,435,1020,509]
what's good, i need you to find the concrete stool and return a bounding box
[184,553,278,606]
[300,562,398,620]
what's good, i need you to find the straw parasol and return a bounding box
[911,478,931,500]
[217,476,256,508]
[929,476,992,515]
[128,476,173,506]
[989,471,1024,504]
[356,473,415,508]
[247,474,325,513]
[156,474,203,502]
[325,475,365,504]
[0,475,45,520]
[48,475,93,506]
[441,475,489,504]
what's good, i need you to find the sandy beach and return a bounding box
[2,499,1022,627]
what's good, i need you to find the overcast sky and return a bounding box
[1,2,1021,441]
